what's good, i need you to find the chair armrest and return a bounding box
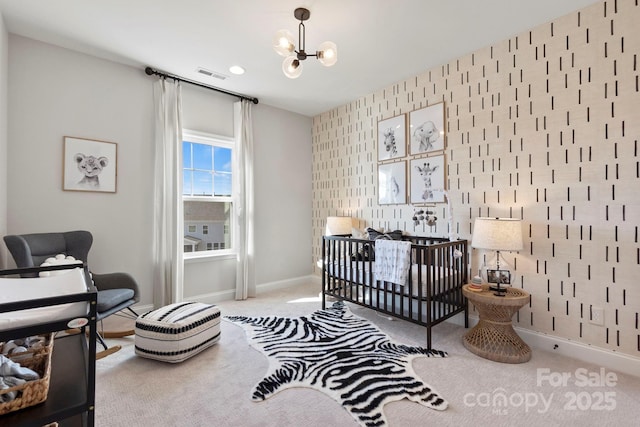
[91,272,140,303]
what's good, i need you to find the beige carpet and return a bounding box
[95,282,640,426]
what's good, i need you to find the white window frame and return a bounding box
[183,129,236,260]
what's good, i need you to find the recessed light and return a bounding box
[229,65,245,75]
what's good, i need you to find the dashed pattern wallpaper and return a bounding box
[311,0,639,357]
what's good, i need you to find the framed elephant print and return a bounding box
[409,102,445,155]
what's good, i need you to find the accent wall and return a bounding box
[311,0,639,358]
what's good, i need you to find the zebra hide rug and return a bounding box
[225,301,448,427]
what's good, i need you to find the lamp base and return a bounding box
[489,284,507,297]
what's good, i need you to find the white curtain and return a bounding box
[233,100,255,300]
[152,78,184,307]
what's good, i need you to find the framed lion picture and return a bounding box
[63,136,117,193]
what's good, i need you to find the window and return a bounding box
[183,130,234,256]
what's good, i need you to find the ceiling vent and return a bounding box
[196,67,228,80]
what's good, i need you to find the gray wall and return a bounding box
[5,34,312,306]
[180,83,313,299]
[253,105,313,285]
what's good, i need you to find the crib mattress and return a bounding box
[326,261,456,297]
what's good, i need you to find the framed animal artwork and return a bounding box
[377,114,406,161]
[410,154,445,204]
[63,136,117,193]
[378,161,406,205]
[409,102,445,155]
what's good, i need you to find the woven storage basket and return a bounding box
[0,333,54,415]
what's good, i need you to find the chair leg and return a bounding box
[102,310,137,339]
[96,345,122,360]
[96,331,109,351]
[95,330,122,359]
[100,307,139,338]
[102,330,135,338]
[70,327,121,359]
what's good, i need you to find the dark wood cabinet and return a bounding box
[0,266,97,427]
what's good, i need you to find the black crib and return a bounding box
[322,235,469,349]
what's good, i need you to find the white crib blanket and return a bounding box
[373,239,412,286]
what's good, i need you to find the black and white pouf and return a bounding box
[135,302,221,363]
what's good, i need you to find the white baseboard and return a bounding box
[130,294,235,314]
[184,289,236,305]
[257,275,318,293]
[516,327,640,379]
[181,275,318,305]
[446,313,640,378]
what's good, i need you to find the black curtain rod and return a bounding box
[145,66,259,104]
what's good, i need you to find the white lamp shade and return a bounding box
[317,41,337,67]
[282,56,303,78]
[325,216,352,236]
[471,217,523,251]
[273,29,295,56]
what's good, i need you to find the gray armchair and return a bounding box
[3,230,139,356]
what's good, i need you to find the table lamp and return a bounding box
[471,217,523,295]
[325,216,353,236]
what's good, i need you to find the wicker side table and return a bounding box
[462,284,531,363]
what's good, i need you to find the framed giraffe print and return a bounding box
[409,154,445,204]
[63,136,117,193]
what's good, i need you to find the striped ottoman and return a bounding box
[135,302,221,363]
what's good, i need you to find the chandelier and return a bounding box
[273,7,338,79]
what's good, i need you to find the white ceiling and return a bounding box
[0,0,600,117]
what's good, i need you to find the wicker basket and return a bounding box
[0,333,54,415]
